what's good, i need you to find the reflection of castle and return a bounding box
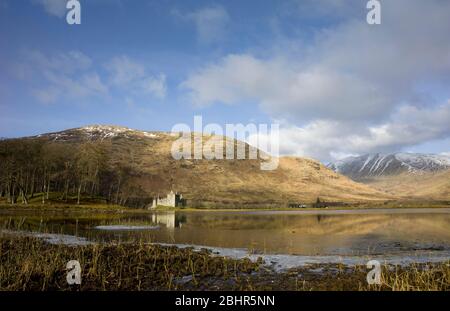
[151,212,185,228]
[151,190,186,208]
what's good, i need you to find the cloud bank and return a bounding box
[182,0,450,161]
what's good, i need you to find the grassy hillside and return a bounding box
[365,170,450,201]
[0,126,391,208]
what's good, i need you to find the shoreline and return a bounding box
[0,200,449,214]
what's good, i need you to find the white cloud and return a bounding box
[16,51,167,104]
[33,0,67,18]
[174,5,230,44]
[19,50,106,104]
[106,56,146,86]
[183,0,450,161]
[182,54,390,121]
[283,0,360,21]
[24,50,92,74]
[81,73,109,95]
[105,56,167,100]
[142,74,167,100]
[32,87,60,104]
[249,101,450,162]
[37,70,108,103]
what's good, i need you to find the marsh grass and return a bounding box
[0,236,259,291]
[380,263,450,291]
[277,263,450,291]
[0,236,448,291]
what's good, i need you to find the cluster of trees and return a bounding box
[0,139,150,207]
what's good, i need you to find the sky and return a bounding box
[0,0,449,163]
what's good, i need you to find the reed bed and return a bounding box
[0,236,259,291]
[0,236,448,291]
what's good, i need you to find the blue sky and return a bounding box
[0,0,449,162]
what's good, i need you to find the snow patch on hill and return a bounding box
[395,153,450,172]
[36,125,159,141]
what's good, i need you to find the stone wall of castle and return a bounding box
[151,191,186,208]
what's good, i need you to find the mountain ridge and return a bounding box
[328,152,450,180]
[0,125,392,207]
[327,152,450,200]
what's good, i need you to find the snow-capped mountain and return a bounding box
[328,153,450,181]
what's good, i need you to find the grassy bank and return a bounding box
[0,192,450,212]
[0,193,126,212]
[2,200,449,213]
[1,192,449,212]
[0,236,448,291]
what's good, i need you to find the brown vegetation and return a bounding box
[365,170,450,201]
[0,126,392,209]
[0,237,448,291]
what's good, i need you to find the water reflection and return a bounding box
[151,212,186,229]
[1,208,449,256]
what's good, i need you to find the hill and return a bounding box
[0,125,391,208]
[364,170,450,200]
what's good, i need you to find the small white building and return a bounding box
[151,190,186,208]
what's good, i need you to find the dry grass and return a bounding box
[0,236,448,291]
[380,263,450,291]
[366,170,450,201]
[0,236,260,291]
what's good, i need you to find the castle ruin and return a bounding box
[151,190,186,208]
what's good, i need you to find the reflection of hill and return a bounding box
[2,209,449,256]
[165,212,450,255]
[180,212,450,238]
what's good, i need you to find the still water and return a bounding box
[1,208,450,257]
